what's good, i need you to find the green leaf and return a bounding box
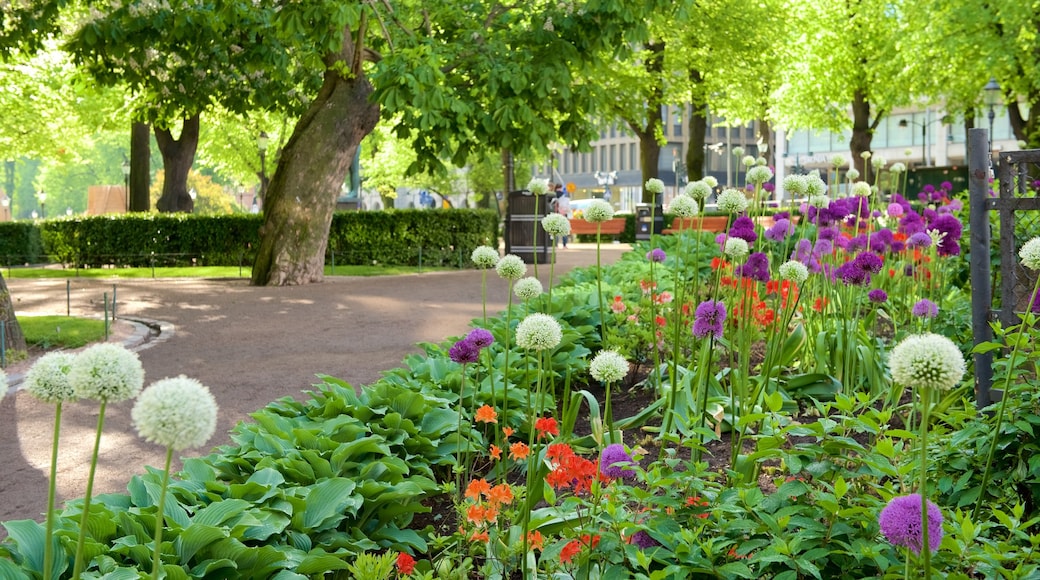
[295,551,350,575]
[293,478,359,532]
[192,499,250,527]
[175,524,228,563]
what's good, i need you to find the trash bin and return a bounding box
[505,190,551,264]
[635,203,664,241]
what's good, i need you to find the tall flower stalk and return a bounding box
[526,178,551,279]
[471,245,500,327]
[68,344,145,580]
[589,349,629,445]
[583,199,615,347]
[495,255,526,436]
[131,376,217,580]
[541,213,571,311]
[449,337,480,498]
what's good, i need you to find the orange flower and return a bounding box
[560,540,582,563]
[475,405,498,423]
[509,441,530,460]
[396,552,416,575]
[487,483,514,506]
[502,426,515,438]
[470,530,490,543]
[534,416,559,439]
[465,478,491,500]
[466,504,488,524]
[527,530,544,551]
[489,444,502,460]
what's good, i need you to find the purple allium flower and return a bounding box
[813,238,833,258]
[911,299,939,318]
[763,182,775,193]
[449,338,480,364]
[599,443,637,479]
[900,212,926,236]
[646,248,667,263]
[928,214,963,256]
[847,234,867,253]
[922,207,938,224]
[715,233,728,251]
[891,241,906,253]
[940,181,953,192]
[947,199,963,212]
[1032,287,1040,313]
[878,494,944,555]
[855,252,884,274]
[736,252,771,283]
[868,289,889,303]
[466,328,495,350]
[630,530,660,549]
[907,232,932,248]
[887,203,905,218]
[765,218,794,242]
[836,261,869,286]
[818,227,840,241]
[793,238,813,263]
[728,216,758,244]
[692,300,727,340]
[774,211,790,221]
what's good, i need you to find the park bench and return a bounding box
[661,216,729,235]
[569,217,627,237]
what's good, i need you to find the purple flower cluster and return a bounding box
[917,182,953,204]
[928,214,962,256]
[911,299,939,318]
[599,444,637,479]
[692,300,727,339]
[834,252,883,286]
[906,232,932,248]
[764,218,794,242]
[449,328,495,364]
[646,248,667,263]
[735,252,771,283]
[879,494,944,555]
[630,530,660,549]
[868,289,889,303]
[728,216,758,244]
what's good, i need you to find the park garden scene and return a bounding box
[3,0,1040,579]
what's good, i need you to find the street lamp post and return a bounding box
[984,77,1002,158]
[898,118,928,166]
[38,190,46,219]
[1,195,9,221]
[121,159,131,212]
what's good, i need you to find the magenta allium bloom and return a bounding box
[630,530,660,549]
[868,289,889,303]
[900,212,926,236]
[449,338,480,364]
[940,181,953,192]
[1032,288,1040,313]
[728,216,758,244]
[736,252,771,282]
[911,299,939,318]
[646,248,667,263]
[928,214,963,256]
[466,328,494,349]
[907,232,932,248]
[599,444,637,479]
[887,203,905,218]
[692,300,727,340]
[879,494,944,555]
[765,218,793,242]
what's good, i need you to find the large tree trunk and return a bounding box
[849,88,874,181]
[251,58,380,286]
[0,273,27,356]
[154,115,200,213]
[1008,87,1040,148]
[129,121,151,212]
[638,129,661,203]
[688,104,708,182]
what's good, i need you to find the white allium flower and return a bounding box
[542,213,571,237]
[783,174,807,196]
[861,151,872,160]
[25,352,77,404]
[471,245,500,269]
[732,146,744,158]
[889,333,966,392]
[1020,237,1040,270]
[851,181,872,197]
[583,199,615,223]
[890,162,907,174]
[685,180,712,200]
[846,168,861,180]
[515,313,562,351]
[904,148,914,157]
[669,195,699,218]
[514,277,544,301]
[723,237,749,261]
[716,189,748,214]
[495,254,527,281]
[645,178,665,195]
[927,228,947,247]
[756,156,768,166]
[805,172,826,196]
[589,350,629,384]
[831,154,847,168]
[808,195,831,208]
[70,343,145,403]
[746,165,774,186]
[527,178,550,196]
[872,156,887,169]
[703,176,718,188]
[742,155,756,168]
[778,260,809,285]
[132,376,218,451]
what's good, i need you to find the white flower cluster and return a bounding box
[70,343,145,403]
[778,260,809,285]
[851,181,872,197]
[723,237,749,261]
[846,168,861,180]
[831,154,847,168]
[1020,237,1040,270]
[805,171,826,196]
[742,155,756,168]
[132,376,218,451]
[514,277,544,301]
[783,174,807,196]
[890,162,907,174]
[495,254,527,281]
[746,165,774,186]
[471,245,500,269]
[541,213,571,237]
[808,195,831,209]
[669,195,698,218]
[527,178,551,196]
[716,189,748,214]
[583,199,615,223]
[872,156,887,170]
[703,176,718,188]
[590,350,629,384]
[889,333,966,392]
[515,313,563,351]
[644,178,665,195]
[684,180,712,200]
[25,352,77,404]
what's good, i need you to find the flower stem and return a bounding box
[151,446,174,580]
[42,402,63,580]
[72,400,107,580]
[919,388,932,578]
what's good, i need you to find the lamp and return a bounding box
[121,159,131,212]
[983,77,1001,157]
[37,190,46,218]
[898,118,928,166]
[1,195,9,222]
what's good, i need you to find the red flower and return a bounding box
[560,540,582,563]
[475,405,497,423]
[465,478,491,501]
[396,552,416,575]
[527,530,544,551]
[534,416,559,439]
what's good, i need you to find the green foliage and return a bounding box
[0,222,43,264]
[19,315,106,350]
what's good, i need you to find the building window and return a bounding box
[609,144,617,169]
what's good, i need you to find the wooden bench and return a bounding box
[569,217,627,236]
[661,216,729,235]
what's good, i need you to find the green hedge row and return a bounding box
[0,210,498,269]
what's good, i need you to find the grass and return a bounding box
[3,264,453,279]
[19,316,108,350]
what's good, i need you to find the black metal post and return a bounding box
[968,127,994,408]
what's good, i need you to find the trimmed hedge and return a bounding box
[6,210,497,269]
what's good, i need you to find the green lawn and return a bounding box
[19,315,108,349]
[4,264,452,279]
